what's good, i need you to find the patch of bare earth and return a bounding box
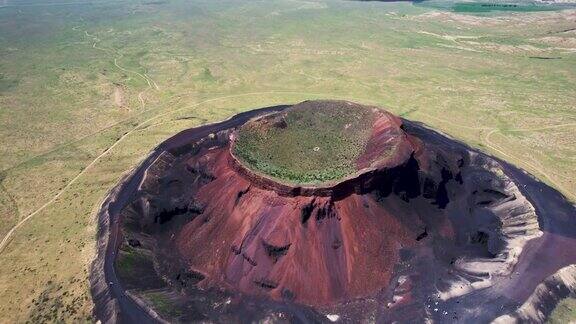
[112,83,128,110]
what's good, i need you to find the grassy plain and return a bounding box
[0,0,574,322]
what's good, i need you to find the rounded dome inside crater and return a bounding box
[232,100,414,186]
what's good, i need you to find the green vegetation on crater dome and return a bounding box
[233,101,376,185]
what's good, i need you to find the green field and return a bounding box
[234,101,375,184]
[417,1,573,13]
[548,297,576,324]
[0,0,575,322]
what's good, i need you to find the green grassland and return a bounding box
[548,297,576,324]
[417,1,573,13]
[140,290,184,319]
[0,0,574,322]
[234,101,375,184]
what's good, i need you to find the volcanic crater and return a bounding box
[103,100,576,323]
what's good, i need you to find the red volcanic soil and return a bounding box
[170,103,425,306]
[355,109,413,170]
[176,146,417,306]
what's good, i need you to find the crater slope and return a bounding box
[95,100,576,323]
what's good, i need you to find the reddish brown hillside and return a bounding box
[168,102,432,305]
[175,144,418,305]
[110,100,568,323]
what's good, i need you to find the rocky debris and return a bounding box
[439,156,542,300]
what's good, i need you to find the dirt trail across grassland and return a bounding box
[88,29,158,109]
[0,28,163,173]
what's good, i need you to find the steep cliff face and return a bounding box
[112,101,576,323]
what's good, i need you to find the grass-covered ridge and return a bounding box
[233,101,376,184]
